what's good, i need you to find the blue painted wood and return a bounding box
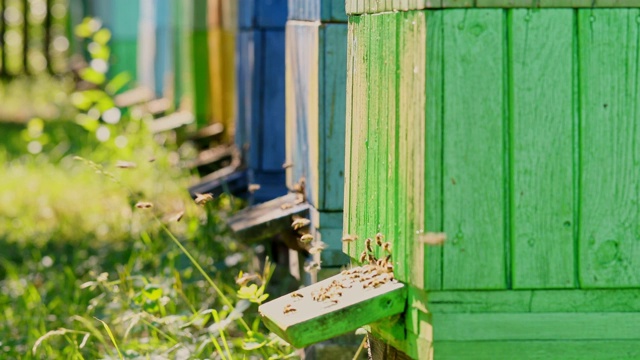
[261,30,287,171]
[252,171,289,204]
[286,22,347,211]
[238,0,256,29]
[257,0,289,28]
[154,0,172,97]
[287,0,347,22]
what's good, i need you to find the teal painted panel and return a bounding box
[286,22,347,211]
[442,9,506,290]
[578,9,640,288]
[288,0,347,22]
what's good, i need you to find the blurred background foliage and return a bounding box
[0,3,296,359]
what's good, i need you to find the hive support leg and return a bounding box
[367,333,412,360]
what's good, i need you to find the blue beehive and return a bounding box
[235,0,288,204]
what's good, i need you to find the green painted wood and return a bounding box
[172,0,194,110]
[510,9,575,289]
[427,289,640,313]
[192,0,212,128]
[259,273,406,348]
[578,9,640,288]
[288,0,347,22]
[424,10,443,291]
[367,13,382,262]
[345,0,640,14]
[435,340,640,360]
[343,14,369,259]
[433,312,640,341]
[442,9,506,290]
[342,17,356,256]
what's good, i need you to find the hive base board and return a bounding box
[188,166,248,199]
[227,193,310,243]
[259,271,406,348]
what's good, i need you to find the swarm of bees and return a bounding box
[282,233,397,315]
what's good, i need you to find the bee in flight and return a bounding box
[341,234,358,243]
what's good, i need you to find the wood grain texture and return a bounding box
[427,289,640,313]
[343,17,356,256]
[578,9,640,288]
[345,0,640,14]
[238,0,255,29]
[288,0,347,22]
[442,9,506,290]
[433,312,640,341]
[344,15,370,259]
[424,10,443,291]
[434,340,640,360]
[510,9,575,289]
[172,0,193,110]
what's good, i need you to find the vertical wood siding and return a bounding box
[345,8,640,294]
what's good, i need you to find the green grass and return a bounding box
[0,114,297,359]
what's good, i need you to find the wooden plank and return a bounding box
[189,167,249,198]
[288,0,347,22]
[366,13,382,262]
[427,289,640,313]
[261,30,287,171]
[424,10,443,291]
[433,312,640,341]
[344,15,370,259]
[345,0,640,14]
[238,0,255,29]
[578,9,640,288]
[256,0,288,28]
[319,23,348,211]
[435,340,640,360]
[252,171,289,203]
[343,17,357,256]
[259,270,406,348]
[228,193,310,242]
[285,22,319,207]
[172,0,193,109]
[155,0,172,98]
[192,0,212,128]
[510,9,575,289]
[234,30,263,169]
[442,9,506,290]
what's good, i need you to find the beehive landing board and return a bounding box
[227,193,310,242]
[259,272,406,348]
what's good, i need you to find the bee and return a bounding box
[300,234,314,244]
[375,233,384,246]
[167,210,184,222]
[309,242,327,254]
[365,238,373,253]
[281,203,293,210]
[359,250,368,263]
[283,304,297,314]
[235,272,260,286]
[294,193,305,205]
[282,161,294,169]
[135,201,153,209]
[291,217,311,230]
[248,184,261,193]
[342,234,358,243]
[194,193,214,206]
[385,262,394,273]
[115,160,137,169]
[384,254,392,263]
[418,232,447,245]
[382,242,392,254]
[304,261,321,273]
[368,254,377,264]
[376,258,386,268]
[148,157,156,163]
[291,291,304,299]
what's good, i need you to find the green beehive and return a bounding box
[341,1,640,358]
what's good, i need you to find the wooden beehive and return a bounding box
[343,1,640,359]
[87,0,139,86]
[285,0,349,266]
[235,0,289,203]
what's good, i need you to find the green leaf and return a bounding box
[75,114,99,132]
[143,285,163,301]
